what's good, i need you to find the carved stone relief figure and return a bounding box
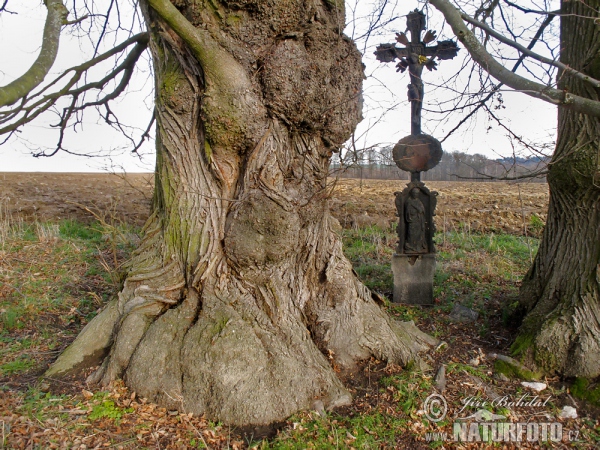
[404,187,427,253]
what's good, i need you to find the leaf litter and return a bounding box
[1,174,599,448]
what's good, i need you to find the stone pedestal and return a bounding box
[392,253,435,305]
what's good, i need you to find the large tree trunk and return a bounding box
[513,0,600,378]
[46,0,436,425]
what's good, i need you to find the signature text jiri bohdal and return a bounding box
[458,395,552,413]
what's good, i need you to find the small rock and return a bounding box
[559,406,577,419]
[462,409,507,421]
[434,364,446,392]
[469,357,480,366]
[521,381,547,392]
[449,304,479,323]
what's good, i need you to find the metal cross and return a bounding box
[375,9,459,135]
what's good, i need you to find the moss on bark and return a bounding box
[514,0,600,378]
[571,378,600,407]
[493,360,541,381]
[46,0,438,426]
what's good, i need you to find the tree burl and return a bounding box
[47,0,437,425]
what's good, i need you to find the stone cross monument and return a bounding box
[375,9,458,305]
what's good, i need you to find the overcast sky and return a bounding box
[0,0,557,172]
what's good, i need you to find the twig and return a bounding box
[461,13,599,88]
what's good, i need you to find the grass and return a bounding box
[0,355,36,376]
[6,216,599,449]
[259,411,410,449]
[87,393,134,423]
[0,215,138,380]
[446,362,492,381]
[260,367,427,450]
[342,225,395,295]
[342,227,541,353]
[342,225,538,320]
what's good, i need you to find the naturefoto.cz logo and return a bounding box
[451,421,567,443]
[422,393,580,443]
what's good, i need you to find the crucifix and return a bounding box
[375,9,459,136]
[377,10,459,305]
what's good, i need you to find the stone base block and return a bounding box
[392,253,436,305]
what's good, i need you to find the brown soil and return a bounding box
[330,178,548,236]
[0,173,549,236]
[0,172,154,226]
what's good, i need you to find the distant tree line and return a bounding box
[330,146,548,182]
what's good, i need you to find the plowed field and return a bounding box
[0,173,548,235]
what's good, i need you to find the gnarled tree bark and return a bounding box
[430,0,600,379]
[513,0,600,378]
[46,0,437,425]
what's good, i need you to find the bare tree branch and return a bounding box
[430,0,600,118]
[0,0,15,14]
[460,12,600,88]
[454,167,548,181]
[0,32,149,137]
[131,111,156,156]
[502,0,559,16]
[0,0,69,107]
[440,10,555,142]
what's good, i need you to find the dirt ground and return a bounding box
[0,173,549,235]
[330,178,548,236]
[0,172,154,227]
[3,173,598,449]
